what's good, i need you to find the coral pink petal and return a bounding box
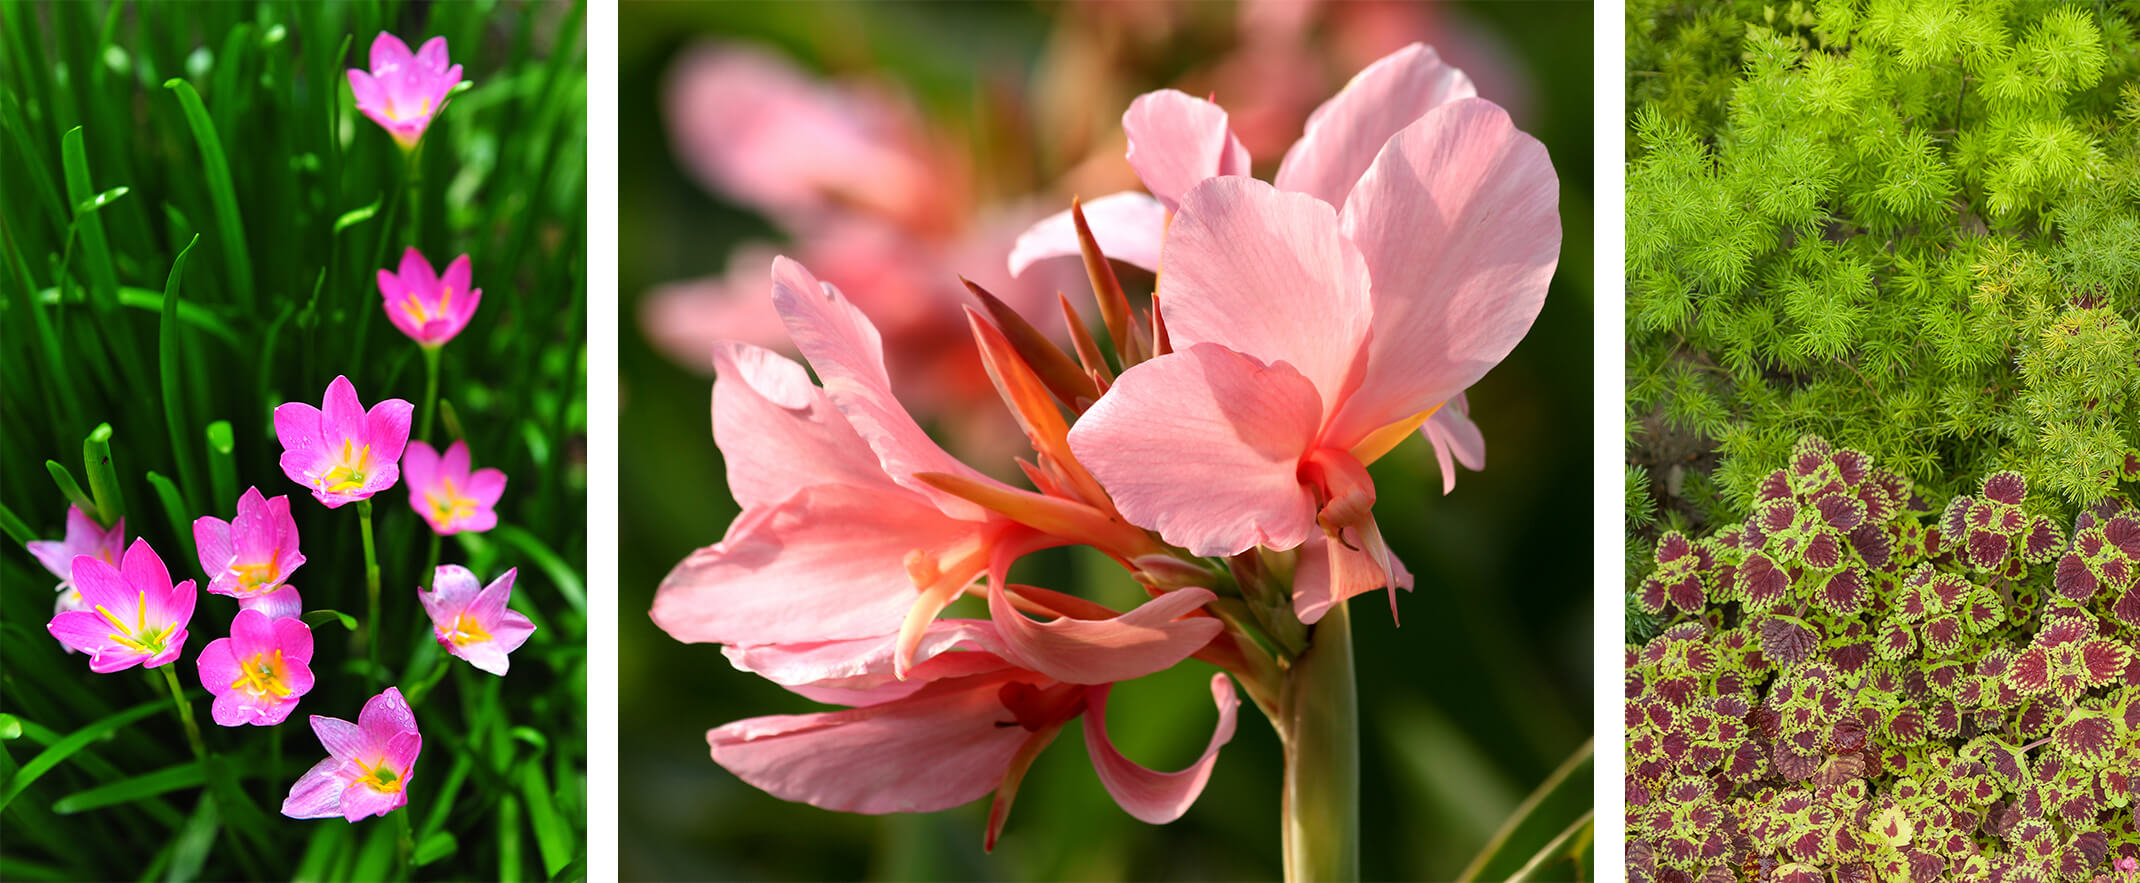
[1081,674,1239,823]
[1006,191,1166,278]
[712,342,889,511]
[1292,529,1414,624]
[1422,396,1485,495]
[707,673,1033,815]
[1123,90,1250,212]
[280,757,346,819]
[650,485,968,646]
[1327,98,1558,447]
[1068,344,1321,557]
[1158,177,1373,407]
[769,256,996,519]
[1274,43,1477,207]
[987,581,1222,685]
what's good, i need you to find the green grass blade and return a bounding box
[58,127,119,305]
[204,421,236,515]
[158,235,205,510]
[412,831,457,867]
[299,609,359,632]
[519,760,571,878]
[34,286,243,349]
[0,697,168,810]
[161,81,252,308]
[82,422,125,526]
[1456,738,1593,883]
[163,793,220,883]
[482,524,584,613]
[145,471,197,569]
[44,460,97,516]
[52,760,207,814]
[0,501,36,547]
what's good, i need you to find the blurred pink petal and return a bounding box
[1006,191,1166,278]
[378,249,481,348]
[403,440,506,535]
[349,32,461,149]
[26,504,123,590]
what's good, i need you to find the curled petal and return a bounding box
[1421,394,1485,494]
[1122,90,1251,212]
[986,581,1221,685]
[1081,674,1239,823]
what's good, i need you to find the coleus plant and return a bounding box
[1628,435,2140,883]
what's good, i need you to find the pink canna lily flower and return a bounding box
[348,33,462,149]
[378,248,481,348]
[281,687,421,821]
[46,538,196,672]
[1064,70,1558,623]
[197,608,316,727]
[1014,44,1509,496]
[402,440,506,535]
[194,487,306,606]
[652,258,1173,678]
[710,618,1238,849]
[274,376,414,508]
[419,565,536,676]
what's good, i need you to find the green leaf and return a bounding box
[204,421,235,516]
[0,697,167,811]
[158,236,204,511]
[145,471,196,569]
[82,422,123,527]
[73,185,129,214]
[333,192,384,234]
[485,524,584,613]
[163,793,219,883]
[412,831,457,867]
[44,460,96,516]
[163,80,252,307]
[1457,738,1593,882]
[52,760,206,814]
[301,609,359,631]
[33,286,243,348]
[0,501,39,549]
[0,714,21,741]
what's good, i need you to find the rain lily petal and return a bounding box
[195,487,306,599]
[282,687,420,821]
[274,376,413,508]
[198,608,315,727]
[349,32,462,149]
[403,440,506,535]
[46,539,194,672]
[239,586,305,621]
[1081,674,1240,823]
[1069,343,1323,557]
[419,566,535,676]
[26,505,124,588]
[378,248,481,348]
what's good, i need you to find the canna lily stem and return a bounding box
[1279,601,1358,883]
[159,665,208,763]
[358,500,383,668]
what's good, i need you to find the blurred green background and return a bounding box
[618,2,1594,879]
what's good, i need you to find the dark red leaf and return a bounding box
[1983,471,2027,505]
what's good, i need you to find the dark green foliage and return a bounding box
[1625,437,2139,882]
[1627,0,2140,534]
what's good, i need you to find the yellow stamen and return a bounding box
[232,555,280,592]
[424,476,480,529]
[441,611,492,647]
[319,439,374,493]
[353,756,404,793]
[96,590,174,655]
[229,650,293,699]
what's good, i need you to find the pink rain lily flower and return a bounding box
[197,608,316,727]
[274,376,414,508]
[710,618,1237,849]
[378,248,481,348]
[419,565,535,676]
[28,505,124,629]
[1060,51,1558,623]
[46,538,196,672]
[652,258,1175,678]
[194,487,306,618]
[348,33,462,149]
[1014,45,1511,496]
[282,687,421,821]
[402,440,506,535]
